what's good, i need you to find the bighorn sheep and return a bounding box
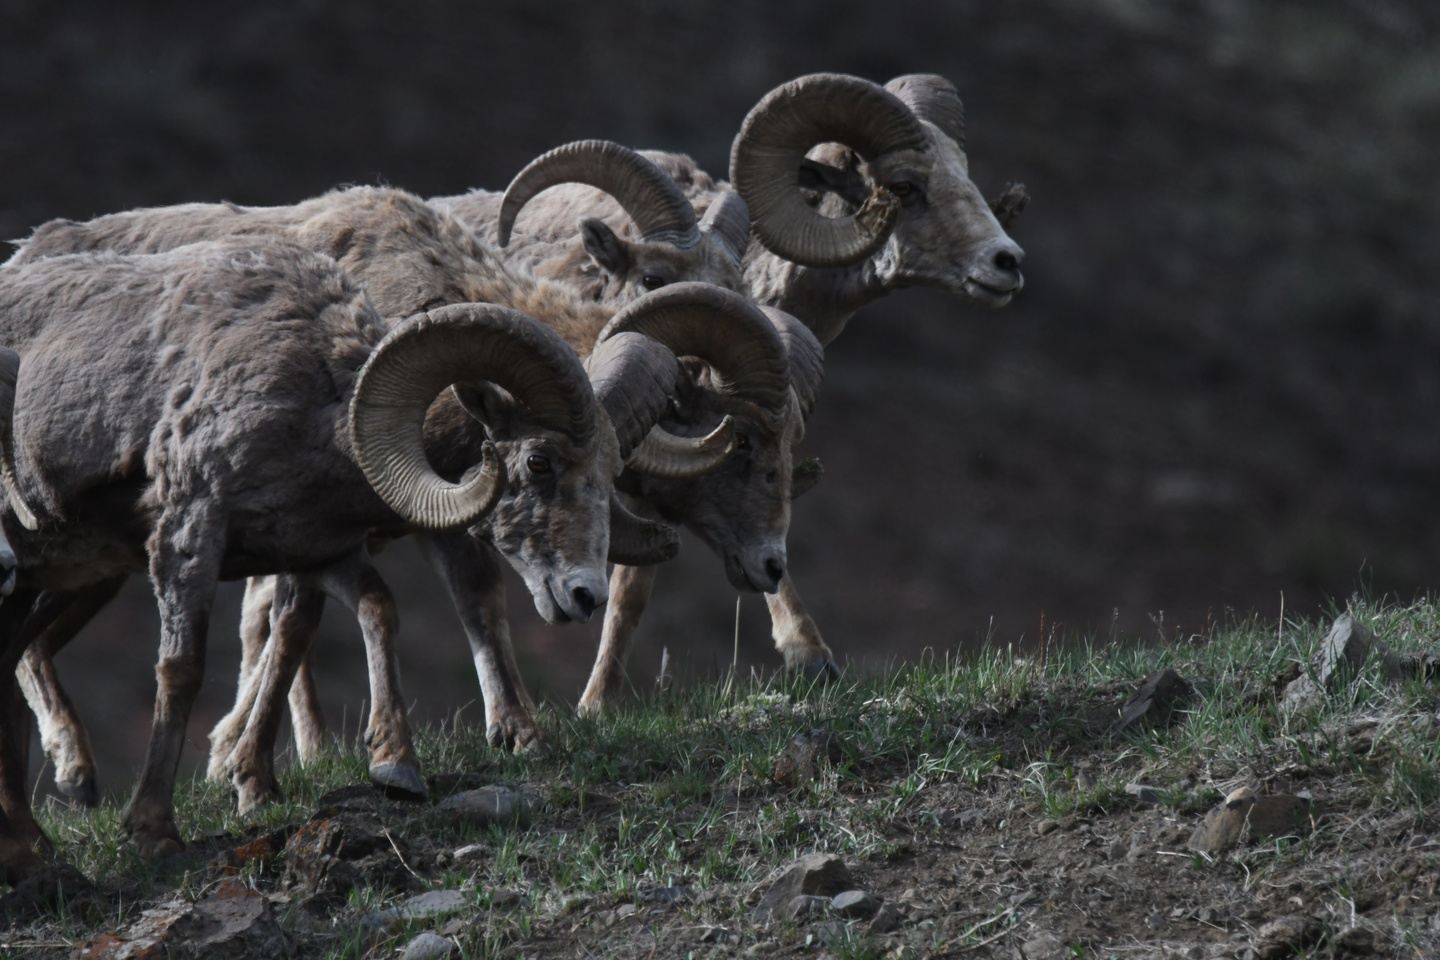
[0,236,653,861]
[8,185,817,809]
[445,73,1027,712]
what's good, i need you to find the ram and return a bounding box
[9,186,819,812]
[446,73,1027,713]
[0,235,673,868]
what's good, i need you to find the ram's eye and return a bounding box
[889,181,916,199]
[526,453,553,475]
[641,274,668,291]
[734,434,751,451]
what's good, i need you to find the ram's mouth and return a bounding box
[962,276,1021,306]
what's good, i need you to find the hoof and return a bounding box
[0,862,93,921]
[486,720,543,754]
[135,834,185,862]
[55,774,100,809]
[233,773,283,815]
[370,761,428,801]
[804,658,841,683]
[575,698,604,720]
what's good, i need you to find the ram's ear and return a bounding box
[451,382,520,440]
[790,456,823,500]
[798,151,868,206]
[579,216,630,276]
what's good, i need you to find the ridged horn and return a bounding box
[760,306,824,420]
[0,347,40,530]
[885,74,966,149]
[730,73,928,267]
[351,303,596,529]
[497,140,700,250]
[586,330,736,479]
[599,282,789,415]
[698,190,751,264]
[607,494,680,565]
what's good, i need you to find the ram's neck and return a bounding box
[741,246,884,347]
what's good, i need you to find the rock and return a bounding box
[1316,614,1373,685]
[772,728,842,787]
[613,902,638,920]
[488,889,522,909]
[1035,818,1060,836]
[281,813,412,904]
[1254,914,1320,958]
[782,894,832,920]
[1333,925,1379,955]
[1125,783,1163,805]
[1021,932,1069,959]
[436,785,530,827]
[77,883,290,959]
[831,889,879,919]
[869,900,903,933]
[1115,668,1192,731]
[1189,787,1313,856]
[452,843,486,861]
[368,890,468,930]
[753,852,854,919]
[402,932,457,960]
[636,884,694,905]
[1283,614,1420,707]
[811,920,849,946]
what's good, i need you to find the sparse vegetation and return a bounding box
[4,596,1438,958]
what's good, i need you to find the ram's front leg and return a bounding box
[15,578,123,807]
[0,591,50,882]
[765,573,838,680]
[420,531,540,752]
[221,575,325,813]
[577,563,659,717]
[123,504,223,860]
[315,554,425,798]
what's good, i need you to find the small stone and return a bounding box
[556,893,592,916]
[452,843,486,861]
[488,889,522,909]
[831,889,879,919]
[782,894,832,920]
[614,902,638,920]
[699,925,731,943]
[1255,914,1320,958]
[402,932,457,960]
[1188,788,1312,856]
[77,884,290,960]
[436,786,530,827]
[753,853,854,919]
[1035,819,1060,836]
[869,900,903,933]
[1021,932,1069,959]
[1116,669,1192,731]
[1315,614,1373,685]
[1125,783,1163,805]
[772,728,843,787]
[369,890,468,929]
[812,920,849,945]
[1333,925,1378,954]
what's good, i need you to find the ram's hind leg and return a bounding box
[223,576,325,813]
[0,591,49,883]
[123,504,223,860]
[286,656,327,763]
[16,578,126,807]
[206,576,276,781]
[765,573,838,681]
[577,563,658,718]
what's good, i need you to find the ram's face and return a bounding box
[805,125,1024,305]
[627,388,802,595]
[465,393,621,625]
[577,219,746,305]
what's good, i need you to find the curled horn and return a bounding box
[729,73,928,268]
[885,74,966,149]
[497,140,699,250]
[607,494,680,565]
[0,347,40,530]
[351,304,596,529]
[760,306,824,421]
[698,191,751,264]
[600,282,789,414]
[586,330,736,479]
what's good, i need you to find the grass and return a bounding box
[17,595,1440,958]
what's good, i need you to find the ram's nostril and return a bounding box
[572,586,597,617]
[993,249,1019,273]
[764,556,785,585]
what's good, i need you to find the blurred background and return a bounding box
[2,0,1438,795]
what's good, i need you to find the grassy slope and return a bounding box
[9,597,1440,958]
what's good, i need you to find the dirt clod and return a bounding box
[1116,668,1192,731]
[402,931,458,960]
[1189,787,1313,856]
[771,728,842,787]
[1254,914,1321,958]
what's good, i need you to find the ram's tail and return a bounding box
[0,347,40,530]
